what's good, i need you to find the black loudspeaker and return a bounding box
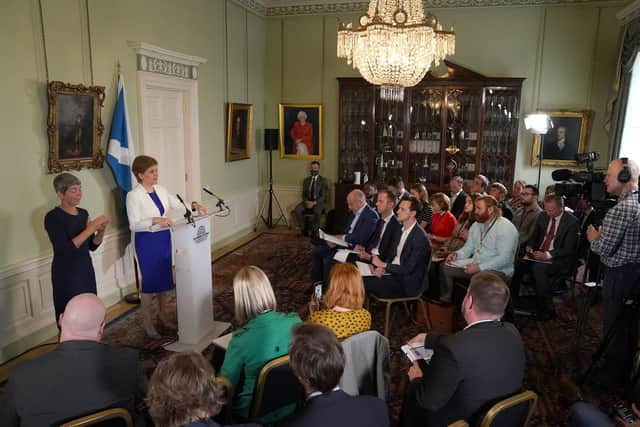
[619,157,631,183]
[264,129,279,151]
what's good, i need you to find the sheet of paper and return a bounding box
[333,249,357,262]
[212,332,233,350]
[401,343,434,363]
[446,258,474,268]
[319,229,349,247]
[523,255,552,265]
[356,261,375,277]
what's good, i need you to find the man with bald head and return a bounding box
[587,157,640,389]
[312,189,379,283]
[2,294,147,426]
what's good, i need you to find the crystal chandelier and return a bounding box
[337,0,455,102]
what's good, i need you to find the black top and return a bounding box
[44,206,99,319]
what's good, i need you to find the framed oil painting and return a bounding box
[226,103,253,162]
[531,110,591,167]
[279,103,323,160]
[47,81,105,173]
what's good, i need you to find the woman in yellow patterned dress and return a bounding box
[309,263,371,339]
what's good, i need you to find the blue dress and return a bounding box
[44,207,99,320]
[134,192,174,293]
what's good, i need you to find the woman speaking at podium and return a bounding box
[126,155,207,339]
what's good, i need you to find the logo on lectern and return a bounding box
[193,225,209,243]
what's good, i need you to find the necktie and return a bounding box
[309,177,316,201]
[539,217,556,252]
[366,219,386,252]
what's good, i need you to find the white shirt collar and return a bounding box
[383,212,395,223]
[464,319,500,330]
[402,220,417,234]
[307,386,340,401]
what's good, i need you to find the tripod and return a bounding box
[255,147,288,230]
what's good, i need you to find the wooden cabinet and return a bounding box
[337,62,524,195]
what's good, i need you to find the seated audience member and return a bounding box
[410,183,433,231]
[353,190,402,264]
[294,161,328,234]
[312,189,378,282]
[509,179,527,210]
[147,352,260,427]
[285,323,390,427]
[428,192,457,249]
[400,272,525,427]
[514,194,579,319]
[470,174,489,195]
[365,197,431,298]
[440,195,519,303]
[363,182,378,208]
[1,294,147,426]
[489,182,514,221]
[387,176,411,211]
[449,175,467,219]
[218,266,301,421]
[512,184,543,255]
[437,192,479,257]
[309,263,372,339]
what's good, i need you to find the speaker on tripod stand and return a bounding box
[255,129,289,230]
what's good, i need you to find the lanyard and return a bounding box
[480,217,498,247]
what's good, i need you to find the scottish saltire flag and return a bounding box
[107,74,136,192]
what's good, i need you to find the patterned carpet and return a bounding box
[9,232,611,426]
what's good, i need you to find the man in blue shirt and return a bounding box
[440,195,519,303]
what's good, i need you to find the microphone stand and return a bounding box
[203,187,231,217]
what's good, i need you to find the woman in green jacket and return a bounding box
[218,265,301,421]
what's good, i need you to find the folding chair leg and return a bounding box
[384,302,393,337]
[418,299,431,330]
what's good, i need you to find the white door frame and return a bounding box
[137,71,201,201]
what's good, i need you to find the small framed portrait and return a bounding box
[47,81,105,173]
[279,103,323,160]
[531,110,591,167]
[226,103,253,162]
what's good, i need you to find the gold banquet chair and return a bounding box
[478,390,538,427]
[448,421,469,427]
[60,407,133,427]
[249,355,301,421]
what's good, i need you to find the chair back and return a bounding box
[60,408,133,427]
[339,330,390,399]
[448,421,470,427]
[249,355,301,420]
[477,390,538,427]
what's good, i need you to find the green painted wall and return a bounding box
[264,4,623,195]
[0,0,266,268]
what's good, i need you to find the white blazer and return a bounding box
[126,184,184,232]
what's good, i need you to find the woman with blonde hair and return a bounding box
[147,352,258,427]
[309,263,371,339]
[218,266,301,422]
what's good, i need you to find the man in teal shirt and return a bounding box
[440,195,519,303]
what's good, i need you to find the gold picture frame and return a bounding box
[531,110,591,167]
[279,103,323,160]
[226,103,253,162]
[47,81,105,173]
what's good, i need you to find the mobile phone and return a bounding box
[314,284,323,301]
[614,401,638,424]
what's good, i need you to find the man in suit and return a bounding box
[285,323,390,427]
[440,195,519,303]
[312,189,378,283]
[470,174,489,195]
[364,182,378,208]
[294,161,329,235]
[520,194,579,319]
[489,182,514,222]
[364,196,431,298]
[387,176,411,211]
[2,293,147,426]
[543,126,577,161]
[449,175,467,218]
[400,272,525,427]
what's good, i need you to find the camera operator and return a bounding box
[586,157,640,389]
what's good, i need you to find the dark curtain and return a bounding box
[607,17,640,159]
